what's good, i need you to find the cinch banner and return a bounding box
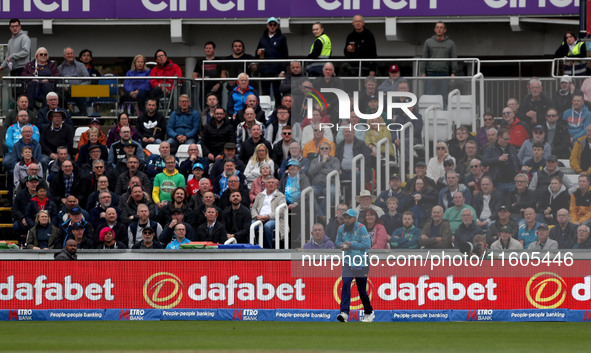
[0,0,578,19]
[1,260,591,311]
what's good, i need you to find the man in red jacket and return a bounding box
[502,106,529,148]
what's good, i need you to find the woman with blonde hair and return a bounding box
[25,210,60,249]
[121,54,151,114]
[22,47,60,110]
[427,141,455,181]
[244,144,274,188]
[76,127,109,164]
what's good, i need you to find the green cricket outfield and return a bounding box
[0,321,587,352]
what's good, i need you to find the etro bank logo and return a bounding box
[232,309,259,321]
[305,88,418,131]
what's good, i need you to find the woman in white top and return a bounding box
[244,143,274,188]
[426,141,455,182]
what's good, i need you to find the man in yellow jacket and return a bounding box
[569,174,591,225]
[153,155,186,208]
[570,124,591,174]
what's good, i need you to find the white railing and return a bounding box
[471,72,484,129]
[375,137,391,196]
[351,154,365,209]
[300,187,315,249]
[326,170,340,219]
[423,106,437,163]
[249,220,263,247]
[447,87,461,126]
[275,203,289,249]
[399,121,415,183]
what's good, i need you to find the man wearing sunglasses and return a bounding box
[131,226,163,249]
[127,201,164,249]
[500,106,529,148]
[542,107,571,159]
[271,125,293,173]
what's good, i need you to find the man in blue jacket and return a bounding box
[167,94,200,153]
[335,209,375,323]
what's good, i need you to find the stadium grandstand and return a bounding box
[1,1,591,324]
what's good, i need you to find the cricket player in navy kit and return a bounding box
[335,209,375,322]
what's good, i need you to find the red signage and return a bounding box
[0,261,590,310]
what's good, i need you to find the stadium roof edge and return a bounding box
[13,15,579,26]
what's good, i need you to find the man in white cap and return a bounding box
[256,17,288,104]
[552,75,580,115]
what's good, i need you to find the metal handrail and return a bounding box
[250,220,263,247]
[471,72,484,128]
[423,106,436,163]
[300,187,315,249]
[326,170,340,219]
[351,154,365,209]
[552,57,591,77]
[375,137,391,195]
[399,121,415,183]
[448,88,461,133]
[275,203,289,249]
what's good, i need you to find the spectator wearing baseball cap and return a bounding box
[517,125,552,166]
[378,64,407,92]
[552,75,582,115]
[529,155,575,195]
[335,206,375,323]
[76,127,109,167]
[24,183,59,229]
[186,162,206,197]
[375,173,412,214]
[527,223,558,250]
[77,115,107,151]
[490,223,523,250]
[404,161,437,193]
[256,16,289,105]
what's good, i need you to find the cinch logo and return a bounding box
[332,277,373,310]
[305,88,418,121]
[8,309,18,321]
[143,272,183,309]
[467,310,477,321]
[120,310,129,320]
[526,272,567,309]
[584,310,591,322]
[233,309,243,321]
